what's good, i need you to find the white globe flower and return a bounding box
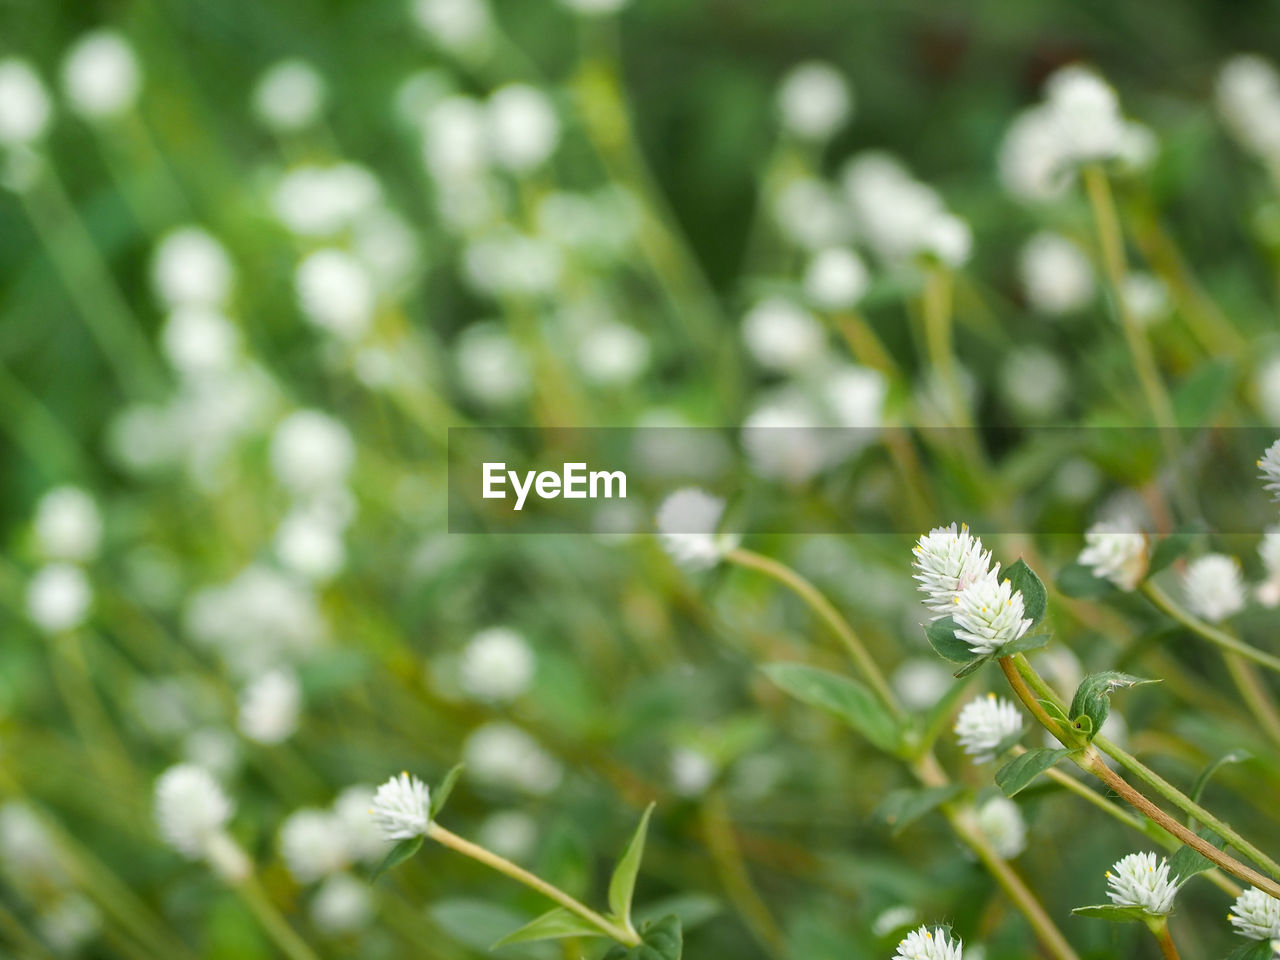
[1078,521,1148,591]
[26,563,91,634]
[310,873,373,935]
[1120,272,1169,326]
[741,297,826,373]
[893,925,964,960]
[1105,851,1180,916]
[487,84,559,172]
[1019,232,1094,315]
[776,61,852,141]
[160,305,240,377]
[370,772,431,840]
[153,764,233,858]
[0,59,51,146]
[1230,887,1280,940]
[772,176,851,251]
[61,30,141,120]
[463,723,563,795]
[1217,55,1280,161]
[954,694,1023,762]
[1182,553,1245,623]
[412,0,493,51]
[151,227,234,309]
[576,322,650,387]
[953,572,1033,656]
[655,488,737,570]
[912,523,993,616]
[294,248,376,340]
[275,508,346,582]
[252,59,325,132]
[459,627,536,703]
[272,163,382,237]
[334,786,391,864]
[270,410,355,496]
[976,795,1026,859]
[33,486,102,562]
[1042,65,1127,164]
[422,95,489,182]
[1260,439,1280,500]
[454,324,532,408]
[279,808,348,883]
[803,247,869,311]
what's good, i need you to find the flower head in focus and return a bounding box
[893,925,963,960]
[954,693,1023,762]
[912,523,993,616]
[953,572,1032,656]
[1078,520,1147,591]
[1230,887,1280,940]
[371,772,431,840]
[1105,851,1180,916]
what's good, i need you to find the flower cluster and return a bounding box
[1230,887,1280,940]
[1104,851,1180,916]
[893,925,964,960]
[953,693,1023,762]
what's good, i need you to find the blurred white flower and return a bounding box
[954,693,1022,762]
[872,905,919,938]
[842,152,966,266]
[412,0,492,52]
[238,669,302,745]
[1121,272,1170,326]
[1042,65,1127,163]
[334,785,391,864]
[353,207,422,293]
[477,810,538,861]
[741,392,828,484]
[463,229,561,298]
[33,486,102,563]
[252,59,326,132]
[153,764,234,859]
[0,803,62,881]
[1256,357,1280,425]
[1079,521,1147,591]
[151,227,235,309]
[891,658,953,711]
[310,873,373,935]
[1261,439,1280,500]
[487,84,559,172]
[953,572,1032,656]
[912,523,993,616]
[1106,851,1179,915]
[741,297,826,373]
[1217,55,1280,162]
[460,627,536,703]
[275,507,346,582]
[371,772,431,839]
[894,926,963,960]
[61,30,141,120]
[803,247,869,311]
[655,488,737,570]
[824,363,887,429]
[1182,553,1245,623]
[272,163,381,237]
[1230,886,1280,940]
[918,212,973,268]
[1019,231,1094,315]
[279,808,348,883]
[1257,527,1280,607]
[423,95,489,182]
[976,795,1026,858]
[557,0,630,15]
[183,727,242,780]
[670,747,715,797]
[271,410,355,496]
[463,723,563,795]
[454,323,532,407]
[577,322,650,386]
[37,893,101,955]
[294,248,376,340]
[26,563,91,633]
[160,305,240,377]
[776,61,852,140]
[771,176,851,251]
[0,59,51,146]
[998,346,1068,420]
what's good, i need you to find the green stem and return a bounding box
[698,791,785,957]
[1148,917,1180,960]
[922,266,969,427]
[1140,581,1280,674]
[233,875,322,960]
[427,823,640,946]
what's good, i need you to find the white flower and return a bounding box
[370,772,431,840]
[463,723,563,795]
[655,488,737,570]
[892,659,953,711]
[557,0,629,15]
[0,803,61,880]
[477,810,538,861]
[37,894,101,955]
[1257,357,1280,426]
[454,323,532,407]
[977,795,1026,859]
[412,0,492,51]
[576,322,650,386]
[0,59,51,146]
[334,786,391,864]
[998,347,1068,420]
[872,905,920,938]
[160,305,240,377]
[33,486,102,562]
[270,411,355,496]
[1019,232,1094,315]
[252,60,325,132]
[272,164,381,237]
[1230,887,1280,940]
[26,563,91,633]
[487,84,559,172]
[459,627,536,703]
[422,95,489,182]
[772,176,851,251]
[1217,55,1280,161]
[294,249,376,341]
[1079,521,1148,591]
[804,247,870,311]
[776,61,852,141]
[151,227,234,309]
[1182,553,1246,623]
[238,669,302,745]
[61,30,141,120]
[1258,527,1280,607]
[741,297,826,373]
[953,572,1032,656]
[954,694,1023,762]
[153,764,233,858]
[1261,440,1280,500]
[1105,851,1180,916]
[842,153,956,265]
[275,508,346,582]
[912,523,993,616]
[1121,272,1169,326]
[670,747,715,797]
[462,229,561,298]
[279,809,348,883]
[894,925,963,960]
[918,213,973,268]
[1042,65,1127,164]
[310,873,373,935]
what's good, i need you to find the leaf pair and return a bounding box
[925,560,1051,677]
[1067,671,1158,742]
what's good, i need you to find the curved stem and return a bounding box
[698,791,785,957]
[725,548,902,718]
[427,823,640,946]
[1141,581,1280,674]
[1148,918,1180,960]
[234,875,322,960]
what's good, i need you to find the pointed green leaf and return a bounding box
[875,784,964,835]
[925,616,976,663]
[1167,825,1226,882]
[492,907,604,947]
[1068,672,1158,742]
[1190,750,1251,808]
[371,835,423,881]
[995,747,1073,797]
[429,762,464,820]
[603,915,682,960]
[1071,903,1151,923]
[608,803,655,930]
[1056,562,1115,598]
[997,624,1051,657]
[1224,939,1277,960]
[761,663,900,754]
[1005,559,1047,625]
[953,656,990,679]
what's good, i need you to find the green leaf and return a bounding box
[608,803,655,930]
[634,895,719,932]
[925,616,976,664]
[1056,562,1115,598]
[371,835,423,881]
[602,915,682,960]
[761,663,900,754]
[1173,359,1234,427]
[1068,672,1158,742]
[492,908,604,948]
[430,763,464,820]
[875,784,964,835]
[1224,939,1278,960]
[1037,699,1071,728]
[952,656,990,679]
[1071,903,1152,923]
[1190,750,1251,808]
[997,624,1051,657]
[1167,825,1227,882]
[995,747,1073,797]
[1005,559,1047,625]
